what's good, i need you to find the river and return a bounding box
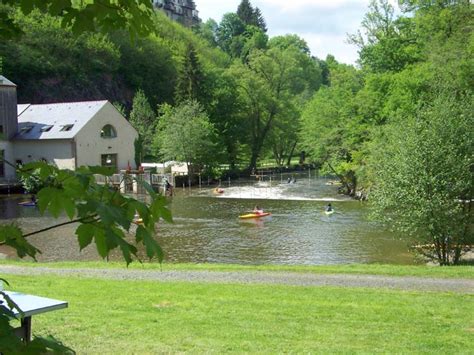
[0,174,414,265]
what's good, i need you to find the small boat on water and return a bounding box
[324,210,334,215]
[213,187,224,194]
[18,201,37,207]
[133,218,144,225]
[239,212,271,219]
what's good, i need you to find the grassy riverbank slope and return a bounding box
[2,263,473,352]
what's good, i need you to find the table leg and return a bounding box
[21,316,32,343]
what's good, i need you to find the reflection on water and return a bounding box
[0,175,414,265]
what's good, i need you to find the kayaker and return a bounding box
[253,205,264,215]
[325,203,333,212]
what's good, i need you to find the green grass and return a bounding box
[5,274,474,353]
[1,259,473,278]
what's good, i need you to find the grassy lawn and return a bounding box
[1,260,473,278]
[5,273,474,353]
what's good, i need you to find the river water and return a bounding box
[0,174,414,265]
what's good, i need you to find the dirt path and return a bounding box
[1,265,472,293]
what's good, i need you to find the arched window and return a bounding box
[100,124,117,138]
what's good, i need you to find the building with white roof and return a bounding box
[0,76,138,182]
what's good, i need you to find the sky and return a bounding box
[195,0,378,65]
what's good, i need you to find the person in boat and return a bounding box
[164,178,173,196]
[31,194,37,205]
[287,177,292,184]
[325,203,333,212]
[253,205,264,215]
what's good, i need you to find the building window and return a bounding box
[40,125,54,132]
[19,125,34,134]
[100,124,117,138]
[101,154,117,170]
[60,124,74,131]
[0,150,4,177]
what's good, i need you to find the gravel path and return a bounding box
[1,265,473,293]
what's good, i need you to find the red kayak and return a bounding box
[239,212,271,219]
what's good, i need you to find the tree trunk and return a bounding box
[286,141,297,167]
[247,111,276,172]
[248,146,260,173]
[326,162,354,196]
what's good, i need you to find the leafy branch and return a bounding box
[0,161,172,352]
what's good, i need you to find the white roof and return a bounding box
[17,104,30,116]
[0,75,16,87]
[16,100,108,140]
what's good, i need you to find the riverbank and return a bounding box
[1,260,473,279]
[3,263,473,353]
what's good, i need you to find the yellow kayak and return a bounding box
[239,212,271,219]
[133,218,144,225]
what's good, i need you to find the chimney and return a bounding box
[0,75,18,141]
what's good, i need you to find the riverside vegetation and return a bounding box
[1,0,472,265]
[0,0,473,352]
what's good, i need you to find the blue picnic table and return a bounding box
[1,291,68,343]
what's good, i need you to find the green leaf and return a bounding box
[97,204,130,230]
[48,0,72,16]
[137,226,163,261]
[159,207,173,223]
[0,291,21,317]
[71,10,96,34]
[62,197,76,220]
[0,224,40,259]
[37,187,75,218]
[150,197,172,223]
[93,228,108,258]
[117,240,134,266]
[75,224,94,251]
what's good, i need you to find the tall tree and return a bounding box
[175,43,205,103]
[129,90,156,163]
[370,92,473,265]
[195,19,219,46]
[154,101,217,180]
[237,0,255,26]
[205,69,245,170]
[300,60,363,195]
[233,35,321,171]
[253,7,267,33]
[216,13,246,55]
[236,0,267,33]
[348,0,421,72]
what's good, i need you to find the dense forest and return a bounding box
[0,0,472,264]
